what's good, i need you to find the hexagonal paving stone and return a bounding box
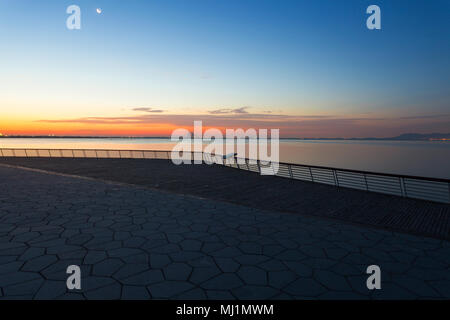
[84,282,122,300]
[214,257,240,273]
[121,270,164,286]
[22,255,58,272]
[57,293,85,300]
[163,263,192,281]
[0,271,42,287]
[237,266,267,286]
[268,270,297,289]
[34,280,68,299]
[206,290,235,300]
[180,239,203,251]
[284,261,313,277]
[108,247,144,258]
[93,258,124,277]
[371,282,417,299]
[83,250,107,265]
[210,247,242,258]
[148,281,194,298]
[275,250,306,261]
[238,242,263,254]
[284,278,327,297]
[4,278,44,296]
[121,285,151,300]
[0,261,23,275]
[149,254,171,269]
[259,259,288,272]
[81,276,117,292]
[232,285,279,299]
[234,254,270,265]
[201,273,244,290]
[315,270,352,291]
[18,247,46,261]
[429,280,450,297]
[189,266,222,285]
[175,288,207,300]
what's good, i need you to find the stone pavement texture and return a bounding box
[0,158,449,241]
[0,164,449,300]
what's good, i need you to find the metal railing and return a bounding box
[0,148,449,204]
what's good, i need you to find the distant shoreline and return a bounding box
[0,134,449,142]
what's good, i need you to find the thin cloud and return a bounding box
[209,107,250,115]
[36,113,333,127]
[397,114,450,120]
[37,113,444,127]
[132,107,165,113]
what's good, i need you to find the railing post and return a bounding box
[309,167,314,182]
[333,170,339,187]
[12,149,16,157]
[72,149,75,158]
[402,177,407,197]
[288,164,293,178]
[364,173,369,191]
[399,177,405,197]
[447,182,450,204]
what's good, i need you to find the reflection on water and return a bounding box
[1,138,449,179]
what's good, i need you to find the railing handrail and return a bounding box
[233,155,450,183]
[0,147,448,183]
[0,147,449,204]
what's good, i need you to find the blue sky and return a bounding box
[0,0,449,137]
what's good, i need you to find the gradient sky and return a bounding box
[0,0,449,137]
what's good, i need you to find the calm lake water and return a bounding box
[1,138,449,179]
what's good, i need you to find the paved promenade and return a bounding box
[0,158,449,240]
[0,164,449,299]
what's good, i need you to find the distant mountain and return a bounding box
[282,133,450,141]
[377,133,450,141]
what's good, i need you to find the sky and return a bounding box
[0,0,449,138]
